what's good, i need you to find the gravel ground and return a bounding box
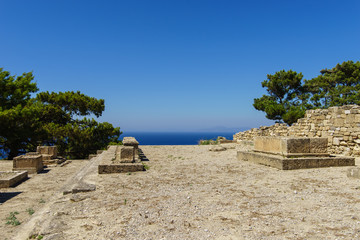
[2,143,360,239]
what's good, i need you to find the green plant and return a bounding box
[127,172,132,175]
[39,198,45,204]
[198,139,218,145]
[29,235,43,240]
[124,199,127,205]
[5,212,20,226]
[142,163,150,170]
[26,208,35,215]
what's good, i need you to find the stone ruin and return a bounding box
[237,136,355,170]
[98,137,145,174]
[0,171,28,188]
[233,105,360,156]
[13,146,65,174]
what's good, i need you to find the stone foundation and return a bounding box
[234,105,360,156]
[238,136,355,170]
[13,154,43,174]
[238,151,354,170]
[99,137,145,174]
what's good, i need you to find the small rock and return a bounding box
[209,146,226,152]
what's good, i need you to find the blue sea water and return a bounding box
[0,132,237,159]
[120,132,235,145]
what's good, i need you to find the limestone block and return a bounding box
[254,137,328,155]
[13,154,43,174]
[333,138,340,146]
[119,146,135,163]
[0,171,28,188]
[334,118,344,126]
[37,146,58,158]
[123,137,139,148]
[309,138,328,153]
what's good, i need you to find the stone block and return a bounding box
[37,146,57,158]
[97,150,105,154]
[334,118,345,126]
[309,138,328,153]
[119,146,135,163]
[237,151,354,170]
[254,137,328,156]
[0,171,28,188]
[98,163,144,174]
[123,137,139,148]
[13,154,43,174]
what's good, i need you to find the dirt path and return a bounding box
[2,144,360,239]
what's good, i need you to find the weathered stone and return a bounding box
[254,137,327,156]
[209,146,227,152]
[13,154,43,174]
[237,151,354,170]
[123,137,139,147]
[0,171,28,188]
[98,163,144,174]
[119,146,135,163]
[37,146,57,158]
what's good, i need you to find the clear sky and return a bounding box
[1,0,359,132]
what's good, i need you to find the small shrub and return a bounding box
[5,212,20,226]
[26,208,35,215]
[142,163,150,170]
[198,139,218,145]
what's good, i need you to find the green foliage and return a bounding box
[142,163,150,170]
[198,139,218,145]
[26,208,35,215]
[5,212,20,226]
[253,70,308,125]
[253,62,360,125]
[305,61,360,108]
[0,68,121,159]
[0,69,39,159]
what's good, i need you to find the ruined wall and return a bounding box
[233,105,360,156]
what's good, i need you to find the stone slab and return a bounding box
[123,137,139,147]
[0,171,28,188]
[237,151,355,170]
[254,137,328,156]
[98,163,144,174]
[13,154,43,174]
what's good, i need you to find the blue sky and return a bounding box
[1,0,359,132]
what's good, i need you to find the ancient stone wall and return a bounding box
[233,105,360,156]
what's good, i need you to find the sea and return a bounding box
[0,132,238,159]
[120,132,236,145]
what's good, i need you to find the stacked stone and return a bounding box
[233,123,289,141]
[234,105,360,156]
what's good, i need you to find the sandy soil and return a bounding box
[1,143,360,240]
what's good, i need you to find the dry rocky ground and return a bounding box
[1,143,360,239]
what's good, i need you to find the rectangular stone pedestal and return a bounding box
[13,154,43,174]
[254,137,328,157]
[0,171,28,188]
[237,151,355,170]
